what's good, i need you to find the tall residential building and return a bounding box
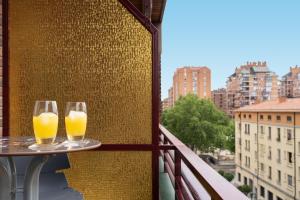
[235,98,300,200]
[170,66,211,104]
[280,66,300,98]
[226,61,278,117]
[168,87,174,108]
[212,88,228,114]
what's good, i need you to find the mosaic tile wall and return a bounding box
[8,0,153,199]
[9,0,152,144]
[64,151,152,200]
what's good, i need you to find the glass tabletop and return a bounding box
[0,136,101,156]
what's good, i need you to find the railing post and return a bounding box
[163,135,168,173]
[175,150,183,200]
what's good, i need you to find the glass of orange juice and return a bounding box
[33,101,58,144]
[65,102,87,142]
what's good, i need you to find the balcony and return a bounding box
[159,125,247,200]
[0,0,249,199]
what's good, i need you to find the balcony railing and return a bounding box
[159,124,248,200]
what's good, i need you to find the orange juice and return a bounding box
[65,111,87,141]
[33,112,58,144]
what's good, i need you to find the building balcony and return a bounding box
[159,125,247,200]
[0,0,248,199]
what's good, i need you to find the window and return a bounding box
[238,114,241,118]
[277,128,281,142]
[248,124,250,134]
[238,173,241,181]
[288,175,293,186]
[260,163,264,171]
[249,179,253,187]
[287,129,292,141]
[268,191,273,200]
[260,115,264,120]
[260,186,265,197]
[268,147,272,160]
[277,170,281,184]
[239,153,241,161]
[287,116,292,122]
[244,114,246,119]
[249,114,252,119]
[277,149,281,163]
[268,166,272,179]
[244,177,247,185]
[298,142,300,153]
[245,124,247,134]
[288,152,293,163]
[245,156,250,167]
[268,127,271,140]
[268,115,272,121]
[260,126,264,134]
[276,115,281,121]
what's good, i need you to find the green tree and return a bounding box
[237,185,252,195]
[162,94,234,153]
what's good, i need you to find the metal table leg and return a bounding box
[0,157,17,200]
[24,155,50,200]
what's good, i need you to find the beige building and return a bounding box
[167,66,211,108]
[280,66,300,98]
[212,88,228,114]
[227,61,278,117]
[235,98,300,200]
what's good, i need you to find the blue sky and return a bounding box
[161,0,300,98]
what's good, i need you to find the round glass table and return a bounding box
[0,137,101,200]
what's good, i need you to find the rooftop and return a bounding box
[236,98,300,112]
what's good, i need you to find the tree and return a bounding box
[162,94,235,153]
[237,185,252,195]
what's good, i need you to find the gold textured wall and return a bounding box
[65,151,152,200]
[8,0,153,199]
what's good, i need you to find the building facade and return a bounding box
[162,98,170,111]
[280,66,300,98]
[167,66,211,107]
[235,98,300,200]
[227,61,278,117]
[168,87,174,108]
[212,88,228,113]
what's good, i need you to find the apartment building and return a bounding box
[167,66,211,106]
[227,61,278,117]
[162,98,170,111]
[235,98,300,200]
[212,88,228,114]
[280,66,300,98]
[168,87,174,108]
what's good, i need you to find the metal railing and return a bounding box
[159,124,248,200]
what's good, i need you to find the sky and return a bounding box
[161,0,300,99]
